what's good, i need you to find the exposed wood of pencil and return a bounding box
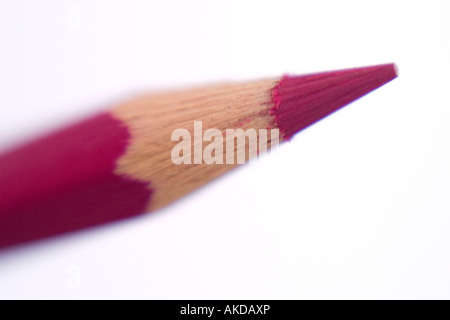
[113,78,279,210]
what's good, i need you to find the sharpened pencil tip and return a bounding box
[271,63,398,139]
[392,63,399,77]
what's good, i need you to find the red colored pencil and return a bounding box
[0,63,398,248]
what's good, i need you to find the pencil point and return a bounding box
[271,63,398,139]
[392,63,399,77]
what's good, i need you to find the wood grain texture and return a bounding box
[113,78,280,210]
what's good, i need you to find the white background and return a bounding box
[0,0,449,299]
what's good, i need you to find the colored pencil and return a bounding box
[0,63,398,248]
